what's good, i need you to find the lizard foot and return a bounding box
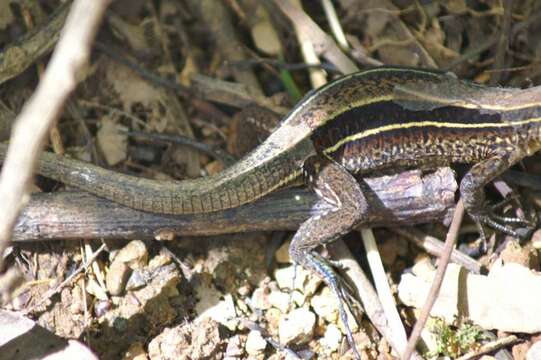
[471,208,533,243]
[303,251,362,360]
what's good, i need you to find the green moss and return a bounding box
[427,318,484,358]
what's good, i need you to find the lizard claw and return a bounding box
[470,207,533,243]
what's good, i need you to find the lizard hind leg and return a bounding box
[460,148,532,242]
[289,156,368,359]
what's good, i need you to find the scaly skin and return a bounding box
[3,67,541,358]
[0,67,456,215]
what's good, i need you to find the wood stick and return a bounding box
[12,168,456,242]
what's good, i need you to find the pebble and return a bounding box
[500,240,534,268]
[274,265,322,297]
[532,229,541,249]
[94,300,112,317]
[527,341,541,360]
[195,283,238,330]
[251,287,271,310]
[278,307,316,345]
[106,259,130,296]
[269,290,291,313]
[275,240,291,263]
[125,270,147,291]
[311,287,358,333]
[412,254,435,280]
[399,263,541,333]
[148,252,172,270]
[225,335,243,357]
[310,287,339,323]
[106,240,149,295]
[321,324,342,352]
[116,240,148,270]
[245,330,267,355]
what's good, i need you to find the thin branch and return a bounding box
[456,335,520,360]
[402,200,466,360]
[22,243,107,315]
[361,228,408,355]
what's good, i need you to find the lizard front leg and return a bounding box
[460,146,529,240]
[289,156,368,359]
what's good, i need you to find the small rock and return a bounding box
[125,270,147,291]
[265,307,282,333]
[195,282,238,330]
[245,330,267,355]
[275,240,291,264]
[148,252,172,270]
[311,287,358,333]
[269,290,291,313]
[274,265,322,297]
[106,259,130,296]
[412,254,435,280]
[278,308,316,345]
[399,263,462,324]
[148,319,221,359]
[513,341,531,360]
[291,290,307,307]
[94,300,112,317]
[116,240,148,270]
[527,341,541,360]
[500,240,533,268]
[311,287,339,323]
[251,287,271,310]
[236,299,249,314]
[399,263,541,333]
[225,335,243,357]
[321,324,342,352]
[532,229,541,249]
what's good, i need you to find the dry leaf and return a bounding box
[104,60,163,110]
[96,116,128,166]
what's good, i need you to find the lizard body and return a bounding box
[3,66,541,357]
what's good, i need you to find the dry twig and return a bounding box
[403,200,466,360]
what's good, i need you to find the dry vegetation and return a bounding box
[1,1,541,359]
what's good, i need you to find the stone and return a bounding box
[532,229,541,250]
[251,287,271,310]
[321,324,342,352]
[399,262,541,333]
[274,265,321,297]
[116,240,148,270]
[278,308,316,345]
[311,287,339,324]
[268,290,291,313]
[245,330,267,355]
[275,240,291,264]
[527,341,541,360]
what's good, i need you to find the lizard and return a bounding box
[2,66,541,357]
